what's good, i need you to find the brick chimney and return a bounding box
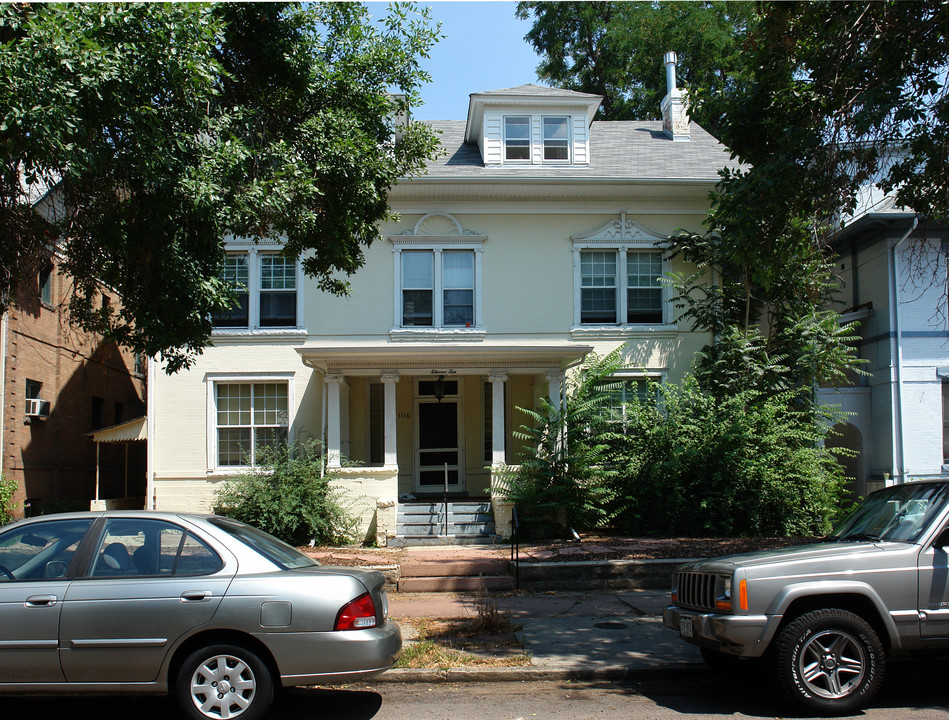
[661,51,690,141]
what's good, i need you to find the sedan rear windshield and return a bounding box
[208,517,318,569]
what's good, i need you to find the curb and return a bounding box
[370,662,704,683]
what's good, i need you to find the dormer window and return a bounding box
[504,116,530,161]
[543,116,569,161]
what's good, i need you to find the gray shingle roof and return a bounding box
[416,120,736,182]
[470,84,603,100]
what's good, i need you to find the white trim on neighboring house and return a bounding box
[570,213,675,336]
[204,371,296,475]
[210,237,306,341]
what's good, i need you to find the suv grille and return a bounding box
[675,571,717,611]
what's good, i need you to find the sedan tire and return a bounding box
[176,643,274,720]
[771,608,884,715]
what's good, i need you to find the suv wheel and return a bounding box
[771,608,884,715]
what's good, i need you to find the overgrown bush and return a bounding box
[606,376,848,536]
[213,439,358,546]
[0,473,18,523]
[498,347,848,539]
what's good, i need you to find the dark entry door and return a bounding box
[416,400,462,492]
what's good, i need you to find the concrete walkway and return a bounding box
[379,589,702,682]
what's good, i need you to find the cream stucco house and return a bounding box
[147,60,735,543]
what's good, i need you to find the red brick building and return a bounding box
[0,256,147,517]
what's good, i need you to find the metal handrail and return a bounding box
[511,504,519,591]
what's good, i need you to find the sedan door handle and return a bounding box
[25,594,57,607]
[180,590,211,602]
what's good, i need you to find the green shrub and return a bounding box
[606,376,847,536]
[213,439,358,546]
[0,473,17,523]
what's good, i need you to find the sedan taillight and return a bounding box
[334,592,377,631]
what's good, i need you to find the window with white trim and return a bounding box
[542,116,570,161]
[600,375,662,423]
[400,249,476,327]
[212,251,298,329]
[215,382,288,466]
[580,249,664,325]
[503,116,530,161]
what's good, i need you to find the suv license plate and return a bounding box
[679,617,693,638]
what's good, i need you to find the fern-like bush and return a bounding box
[213,439,358,546]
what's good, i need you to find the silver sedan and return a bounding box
[0,511,401,720]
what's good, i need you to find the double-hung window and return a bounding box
[260,255,297,326]
[215,382,289,467]
[212,248,299,330]
[504,116,531,161]
[579,249,664,325]
[601,376,661,423]
[542,116,569,161]
[213,254,250,328]
[400,249,476,328]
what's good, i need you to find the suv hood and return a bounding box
[677,541,905,573]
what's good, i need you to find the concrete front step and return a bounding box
[399,559,510,578]
[388,535,502,547]
[397,575,515,593]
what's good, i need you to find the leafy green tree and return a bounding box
[0,2,440,371]
[515,1,757,122]
[213,439,357,546]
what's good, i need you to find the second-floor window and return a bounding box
[401,249,475,327]
[212,251,297,329]
[580,249,664,325]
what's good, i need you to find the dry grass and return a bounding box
[395,594,530,671]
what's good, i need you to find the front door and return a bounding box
[415,399,463,493]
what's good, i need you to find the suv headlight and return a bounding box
[715,575,732,611]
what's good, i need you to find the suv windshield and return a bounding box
[830,482,949,544]
[208,517,319,569]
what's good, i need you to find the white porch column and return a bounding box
[546,371,565,411]
[489,373,507,466]
[381,373,400,469]
[325,374,345,468]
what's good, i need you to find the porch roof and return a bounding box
[295,343,593,375]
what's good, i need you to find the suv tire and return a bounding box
[771,608,884,715]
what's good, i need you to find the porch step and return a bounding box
[396,500,496,543]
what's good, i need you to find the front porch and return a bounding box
[297,343,590,545]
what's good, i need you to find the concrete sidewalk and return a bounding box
[377,589,702,682]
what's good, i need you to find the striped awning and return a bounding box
[88,416,147,443]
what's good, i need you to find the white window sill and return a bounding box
[211,328,308,343]
[570,324,679,340]
[389,326,487,342]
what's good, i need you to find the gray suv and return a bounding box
[663,480,949,714]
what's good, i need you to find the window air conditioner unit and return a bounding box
[25,398,51,420]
